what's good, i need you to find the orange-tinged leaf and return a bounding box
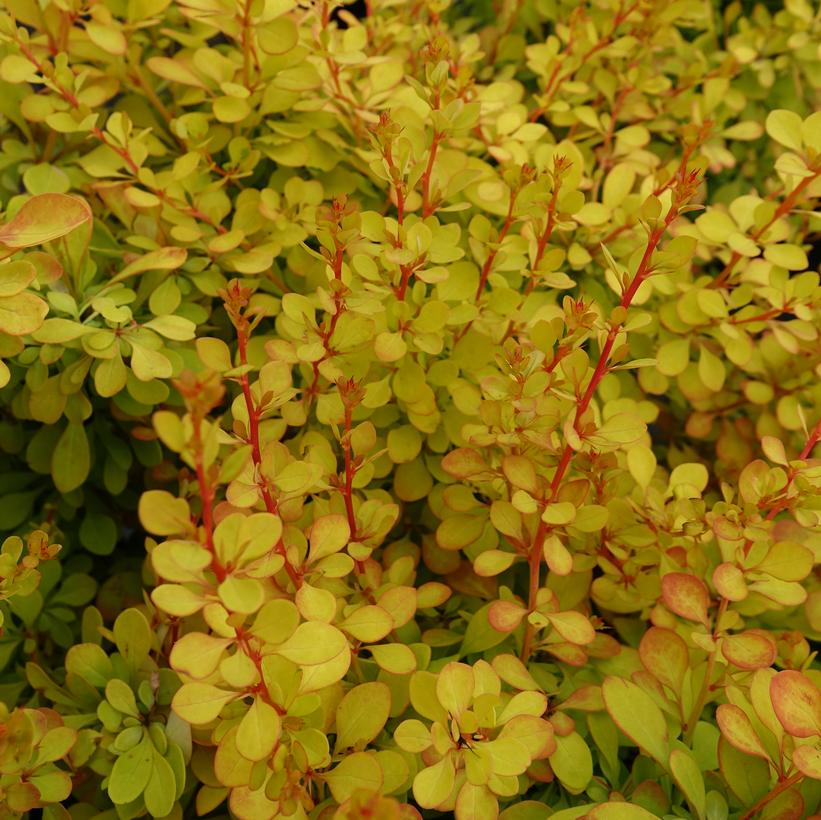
[770,671,821,738]
[229,784,278,819]
[715,704,772,760]
[502,454,538,493]
[639,627,688,694]
[497,691,547,723]
[547,611,596,645]
[792,744,821,780]
[487,600,526,633]
[721,631,776,670]
[441,448,489,478]
[0,292,49,336]
[758,787,804,820]
[474,549,516,577]
[377,585,416,629]
[712,563,748,601]
[0,260,36,296]
[556,685,604,712]
[0,194,91,247]
[491,654,540,692]
[116,247,188,280]
[543,534,573,575]
[497,714,555,759]
[661,572,711,627]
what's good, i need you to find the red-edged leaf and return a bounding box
[0,194,91,248]
[770,671,821,738]
[722,630,776,670]
[487,600,526,633]
[715,704,772,761]
[639,627,688,694]
[661,572,710,627]
[792,744,821,780]
[441,448,489,478]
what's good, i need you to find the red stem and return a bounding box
[421,131,443,217]
[711,166,820,289]
[524,178,562,296]
[520,209,677,662]
[306,237,347,401]
[235,318,302,588]
[746,418,821,535]
[384,144,405,226]
[397,265,414,301]
[740,772,803,820]
[475,191,518,300]
[529,1,639,122]
[342,405,357,538]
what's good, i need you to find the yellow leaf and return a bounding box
[236,697,281,761]
[172,683,237,725]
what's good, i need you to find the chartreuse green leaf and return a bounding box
[51,423,90,494]
[550,732,593,793]
[413,755,455,809]
[765,110,803,152]
[670,748,706,819]
[114,608,153,671]
[172,683,237,725]
[143,749,177,817]
[334,682,391,752]
[138,490,192,536]
[587,804,660,819]
[107,731,153,804]
[236,696,281,761]
[323,751,383,803]
[602,677,669,766]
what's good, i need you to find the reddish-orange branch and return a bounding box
[520,177,695,662]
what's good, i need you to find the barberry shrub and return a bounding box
[0,0,819,818]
